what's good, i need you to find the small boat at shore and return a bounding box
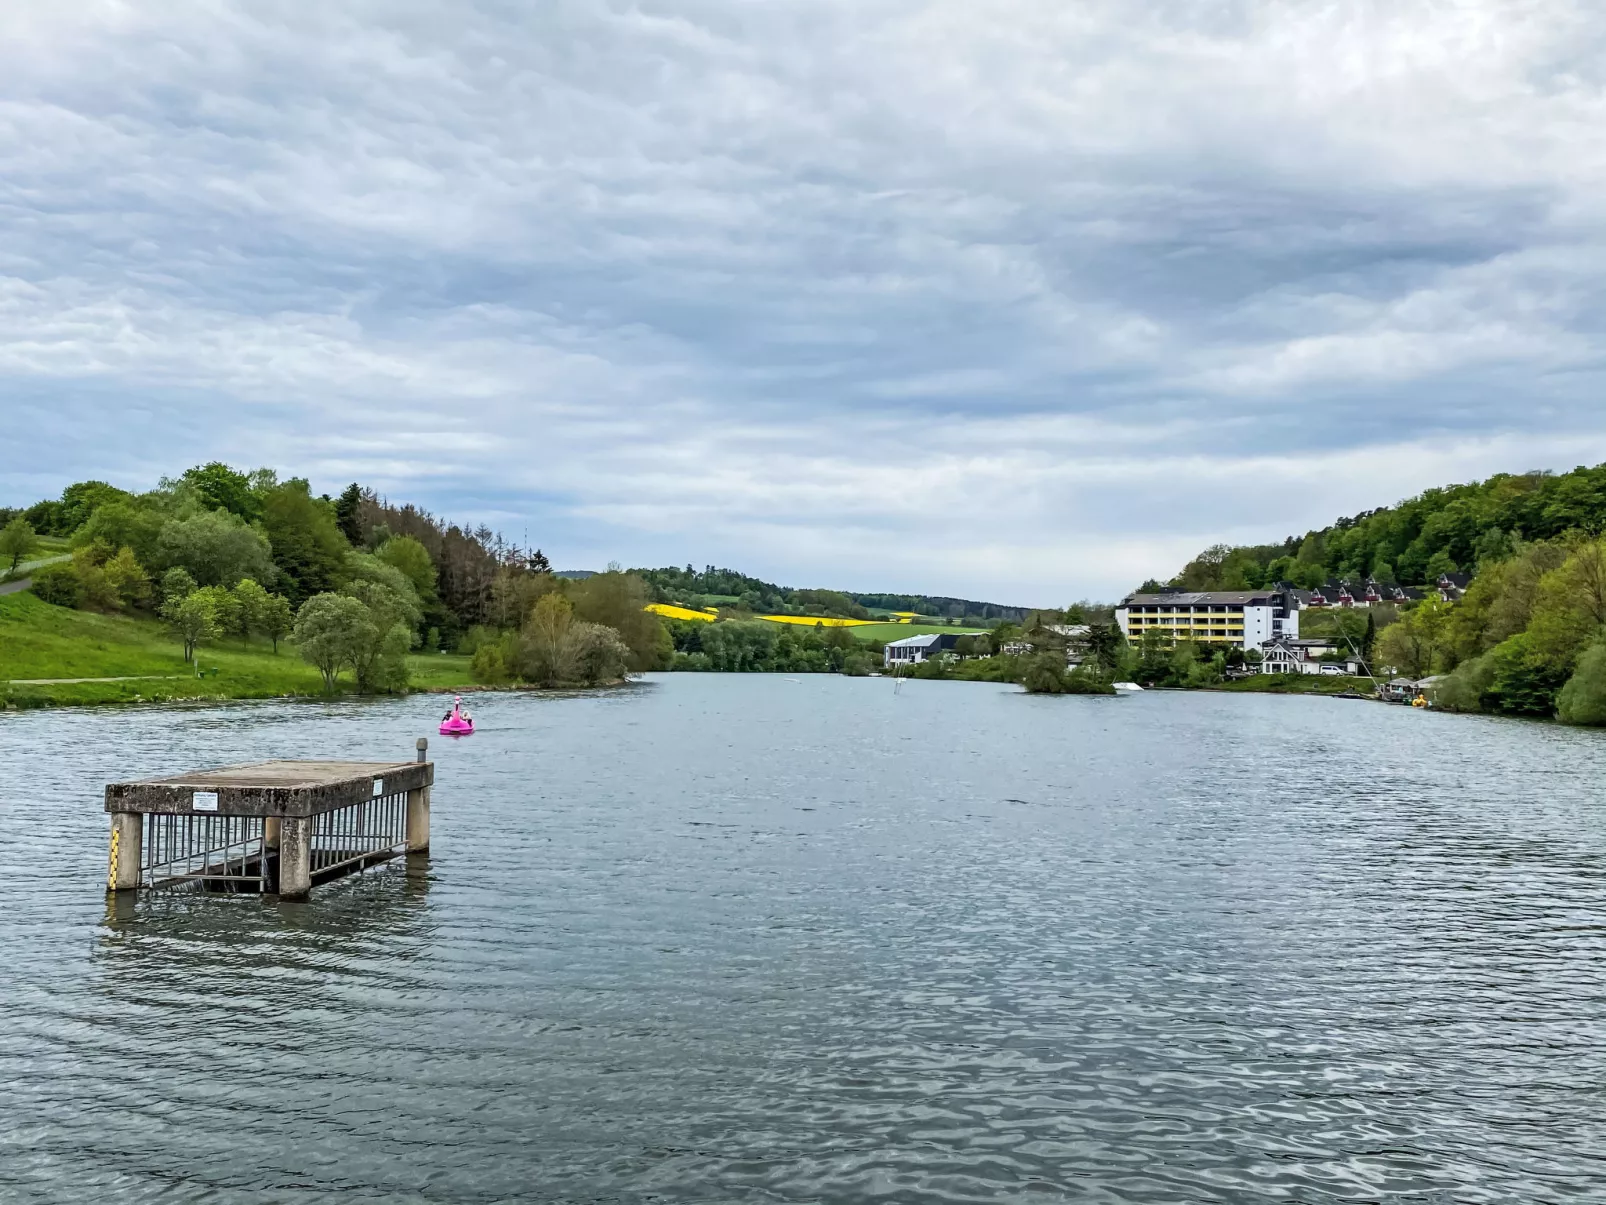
[439,696,474,736]
[1112,682,1144,692]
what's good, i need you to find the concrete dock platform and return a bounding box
[105,743,433,899]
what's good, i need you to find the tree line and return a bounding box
[1157,462,1606,594]
[633,564,1030,624]
[1365,534,1606,722]
[2,463,652,694]
[464,568,671,687]
[664,617,879,675]
[1132,459,1606,723]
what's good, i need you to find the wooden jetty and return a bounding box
[105,739,434,899]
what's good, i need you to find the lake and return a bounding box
[1,675,1603,1203]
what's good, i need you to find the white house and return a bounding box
[1259,636,1364,676]
[884,633,963,667]
[1259,639,1304,674]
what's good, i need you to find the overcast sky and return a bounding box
[4,1,1605,604]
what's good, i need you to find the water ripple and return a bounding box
[1,681,1603,1201]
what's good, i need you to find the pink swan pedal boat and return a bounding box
[439,697,475,736]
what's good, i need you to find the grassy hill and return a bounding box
[0,591,475,709]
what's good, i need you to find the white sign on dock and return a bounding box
[192,791,219,812]
[372,779,384,797]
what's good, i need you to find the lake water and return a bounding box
[2,675,1604,1203]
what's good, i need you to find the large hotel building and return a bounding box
[1114,588,1300,651]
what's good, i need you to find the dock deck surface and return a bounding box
[106,759,433,816]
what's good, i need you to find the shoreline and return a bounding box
[0,676,646,713]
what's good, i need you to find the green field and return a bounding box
[0,590,476,709]
[848,621,987,642]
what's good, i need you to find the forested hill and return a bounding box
[1,468,552,650]
[1161,463,1606,593]
[632,565,1029,623]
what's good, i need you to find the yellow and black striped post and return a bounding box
[107,813,142,892]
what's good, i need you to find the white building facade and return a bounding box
[1114,589,1299,652]
[884,633,960,666]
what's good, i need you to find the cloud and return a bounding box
[3,0,1606,601]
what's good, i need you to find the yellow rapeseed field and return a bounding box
[646,603,717,623]
[758,614,877,628]
[644,604,877,628]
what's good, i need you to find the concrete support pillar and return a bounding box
[107,812,142,892]
[406,787,430,853]
[407,736,430,854]
[262,816,282,893]
[279,815,311,900]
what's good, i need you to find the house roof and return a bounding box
[1120,590,1283,606]
[885,633,965,650]
[885,634,943,649]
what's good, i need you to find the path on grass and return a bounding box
[4,675,189,685]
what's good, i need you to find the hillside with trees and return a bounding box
[1156,464,1606,594]
[1149,461,1606,723]
[1,467,1069,700]
[0,465,659,697]
[633,564,1030,623]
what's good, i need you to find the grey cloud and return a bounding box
[3,0,1606,600]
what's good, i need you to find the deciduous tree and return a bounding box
[568,571,670,670]
[518,592,576,686]
[1375,599,1451,678]
[0,517,35,573]
[163,587,224,662]
[1557,640,1606,725]
[259,593,294,654]
[376,536,438,603]
[232,578,272,643]
[160,566,198,606]
[181,462,261,522]
[154,510,274,588]
[343,577,417,692]
[293,593,368,691]
[103,546,152,610]
[260,479,348,604]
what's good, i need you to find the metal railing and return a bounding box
[142,813,269,891]
[137,792,409,892]
[309,791,408,882]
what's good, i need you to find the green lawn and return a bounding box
[849,621,987,643]
[0,590,476,709]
